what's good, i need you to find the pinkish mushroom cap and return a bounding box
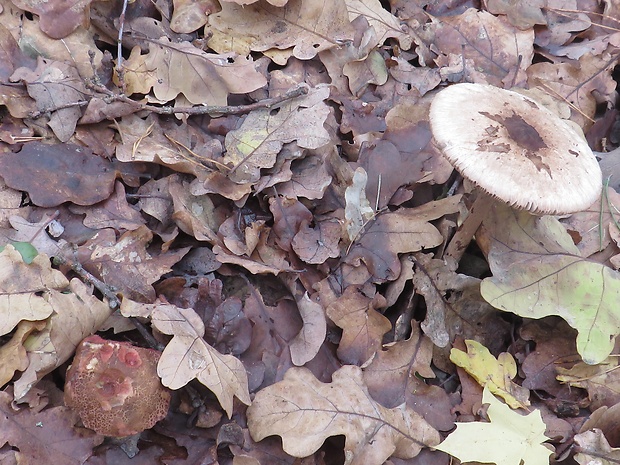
[64,335,171,437]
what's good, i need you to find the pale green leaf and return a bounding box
[435,387,551,465]
[480,204,620,365]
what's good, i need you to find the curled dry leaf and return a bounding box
[121,299,251,417]
[289,292,326,366]
[247,365,440,465]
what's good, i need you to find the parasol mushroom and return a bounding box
[64,335,171,438]
[429,83,602,260]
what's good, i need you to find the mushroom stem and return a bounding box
[443,192,494,263]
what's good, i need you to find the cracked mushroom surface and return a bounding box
[429,83,602,215]
[64,335,171,437]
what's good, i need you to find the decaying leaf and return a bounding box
[435,387,552,465]
[247,365,440,465]
[450,339,530,409]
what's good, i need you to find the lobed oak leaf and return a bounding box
[480,204,620,365]
[205,0,353,58]
[450,339,530,409]
[223,86,331,184]
[428,9,534,87]
[435,387,551,465]
[170,0,220,33]
[0,245,68,337]
[114,115,224,182]
[326,286,391,365]
[362,323,435,408]
[246,365,440,465]
[574,428,620,465]
[0,320,45,388]
[556,358,620,410]
[292,219,341,264]
[121,299,251,417]
[345,197,460,282]
[11,59,86,141]
[346,0,413,49]
[10,0,92,39]
[139,38,267,105]
[13,278,114,400]
[78,226,190,302]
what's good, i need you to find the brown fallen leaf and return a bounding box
[121,299,251,417]
[246,365,440,465]
[0,142,117,208]
[326,286,391,365]
[13,278,115,401]
[0,245,68,337]
[223,86,331,184]
[0,391,102,465]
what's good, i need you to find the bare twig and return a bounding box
[86,81,310,116]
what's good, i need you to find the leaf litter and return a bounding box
[0,0,617,463]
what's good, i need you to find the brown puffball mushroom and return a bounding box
[64,335,171,438]
[429,83,602,261]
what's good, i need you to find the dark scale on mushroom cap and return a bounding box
[64,335,171,437]
[429,83,602,215]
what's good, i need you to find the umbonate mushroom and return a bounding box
[429,83,602,260]
[64,335,171,437]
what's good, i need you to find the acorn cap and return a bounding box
[429,83,602,214]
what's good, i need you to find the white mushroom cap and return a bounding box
[429,83,602,214]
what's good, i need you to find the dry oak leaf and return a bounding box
[122,39,267,105]
[0,391,102,465]
[428,9,534,87]
[247,365,440,465]
[346,0,413,49]
[326,286,391,366]
[574,428,620,465]
[345,196,461,282]
[10,0,92,38]
[290,292,326,366]
[362,323,435,408]
[450,339,530,409]
[205,0,354,58]
[121,299,251,417]
[223,86,331,184]
[170,0,220,33]
[435,387,551,465]
[0,142,117,207]
[13,277,114,401]
[556,358,620,410]
[114,114,224,182]
[11,58,86,142]
[0,320,45,388]
[78,226,190,302]
[0,245,68,337]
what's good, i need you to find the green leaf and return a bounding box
[0,242,38,264]
[480,204,620,365]
[435,386,552,465]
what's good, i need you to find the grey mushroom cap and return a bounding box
[429,83,602,215]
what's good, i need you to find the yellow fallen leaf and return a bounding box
[450,339,530,409]
[435,386,551,465]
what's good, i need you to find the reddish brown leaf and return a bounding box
[0,142,117,207]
